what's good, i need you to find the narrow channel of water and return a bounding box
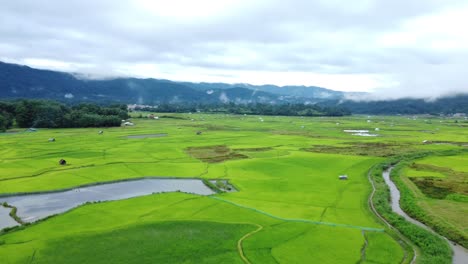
[382,168,468,264]
[0,178,214,229]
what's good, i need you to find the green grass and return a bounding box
[34,221,253,264]
[1,114,467,263]
[419,154,468,172]
[363,232,405,264]
[403,168,446,178]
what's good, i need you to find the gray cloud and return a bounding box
[1,0,467,99]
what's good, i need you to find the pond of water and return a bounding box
[0,206,19,230]
[0,178,214,229]
[343,130,378,137]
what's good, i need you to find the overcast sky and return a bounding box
[1,0,468,99]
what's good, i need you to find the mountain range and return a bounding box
[1,61,467,114]
[0,61,347,104]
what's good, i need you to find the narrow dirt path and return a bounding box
[366,165,417,264]
[359,230,368,263]
[238,224,263,264]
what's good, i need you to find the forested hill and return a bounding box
[319,95,468,115]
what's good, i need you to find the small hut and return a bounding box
[48,138,55,142]
[98,130,103,134]
[59,159,67,165]
[339,175,348,180]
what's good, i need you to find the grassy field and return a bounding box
[0,113,466,263]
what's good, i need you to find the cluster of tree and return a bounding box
[134,103,351,117]
[0,100,128,131]
[0,101,15,132]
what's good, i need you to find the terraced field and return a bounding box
[0,114,466,263]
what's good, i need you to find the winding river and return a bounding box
[382,168,468,264]
[0,178,214,229]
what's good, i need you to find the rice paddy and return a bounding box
[0,113,466,263]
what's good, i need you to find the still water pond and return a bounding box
[0,178,214,227]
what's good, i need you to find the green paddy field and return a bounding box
[0,114,466,263]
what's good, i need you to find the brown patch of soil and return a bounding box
[186,145,248,163]
[302,142,412,157]
[233,147,273,152]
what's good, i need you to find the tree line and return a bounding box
[0,100,128,131]
[135,103,351,117]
